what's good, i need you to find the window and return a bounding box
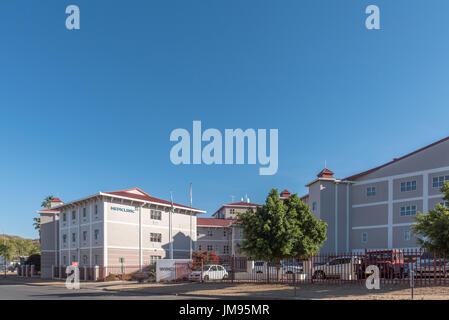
[439,201,449,208]
[223,230,227,237]
[400,181,417,192]
[207,245,213,251]
[400,205,417,217]
[223,245,230,255]
[207,230,213,237]
[94,255,99,265]
[312,202,317,212]
[63,256,67,265]
[150,233,162,243]
[71,233,76,242]
[62,212,67,222]
[95,204,98,215]
[71,210,76,220]
[150,255,161,263]
[94,229,100,240]
[150,210,162,220]
[432,175,449,188]
[230,209,235,215]
[366,187,376,197]
[361,232,368,244]
[83,207,87,218]
[62,234,67,244]
[198,245,202,251]
[82,255,87,265]
[72,255,76,263]
[404,230,411,241]
[83,231,87,241]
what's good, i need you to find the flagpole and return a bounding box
[189,183,192,260]
[169,192,174,259]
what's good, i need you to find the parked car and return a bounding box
[413,253,449,278]
[222,264,232,272]
[313,256,362,280]
[189,264,228,281]
[280,260,303,274]
[356,249,405,279]
[253,261,303,275]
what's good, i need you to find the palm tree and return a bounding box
[41,195,55,209]
[33,195,55,237]
[33,218,41,236]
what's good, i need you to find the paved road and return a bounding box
[0,280,214,300]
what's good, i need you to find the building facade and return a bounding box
[212,200,261,220]
[301,136,449,254]
[38,188,205,279]
[197,201,262,258]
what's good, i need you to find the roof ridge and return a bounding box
[344,135,449,181]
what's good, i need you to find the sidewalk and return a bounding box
[0,274,131,289]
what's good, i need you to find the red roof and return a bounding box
[38,208,59,213]
[197,218,236,227]
[280,189,291,198]
[103,188,202,211]
[223,201,261,207]
[51,198,63,203]
[344,136,449,181]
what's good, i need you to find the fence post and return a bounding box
[94,266,99,281]
[231,256,234,283]
[201,260,203,283]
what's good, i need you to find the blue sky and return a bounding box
[1,1,449,238]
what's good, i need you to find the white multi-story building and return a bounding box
[38,188,205,279]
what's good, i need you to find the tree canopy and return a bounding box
[0,238,40,262]
[412,181,449,255]
[236,188,327,262]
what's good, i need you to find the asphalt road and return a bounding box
[0,280,213,300]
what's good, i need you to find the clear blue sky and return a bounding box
[1,1,449,238]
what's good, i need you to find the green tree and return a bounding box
[1,238,40,262]
[412,181,449,255]
[237,189,327,267]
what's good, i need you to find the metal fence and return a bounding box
[185,249,449,286]
[48,249,449,285]
[52,265,154,282]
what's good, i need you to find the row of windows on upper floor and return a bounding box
[310,176,449,212]
[361,229,413,244]
[365,175,449,197]
[62,229,101,244]
[62,205,100,222]
[62,206,163,223]
[62,230,167,244]
[198,230,229,237]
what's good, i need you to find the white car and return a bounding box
[189,264,228,281]
[312,256,361,280]
[253,261,303,275]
